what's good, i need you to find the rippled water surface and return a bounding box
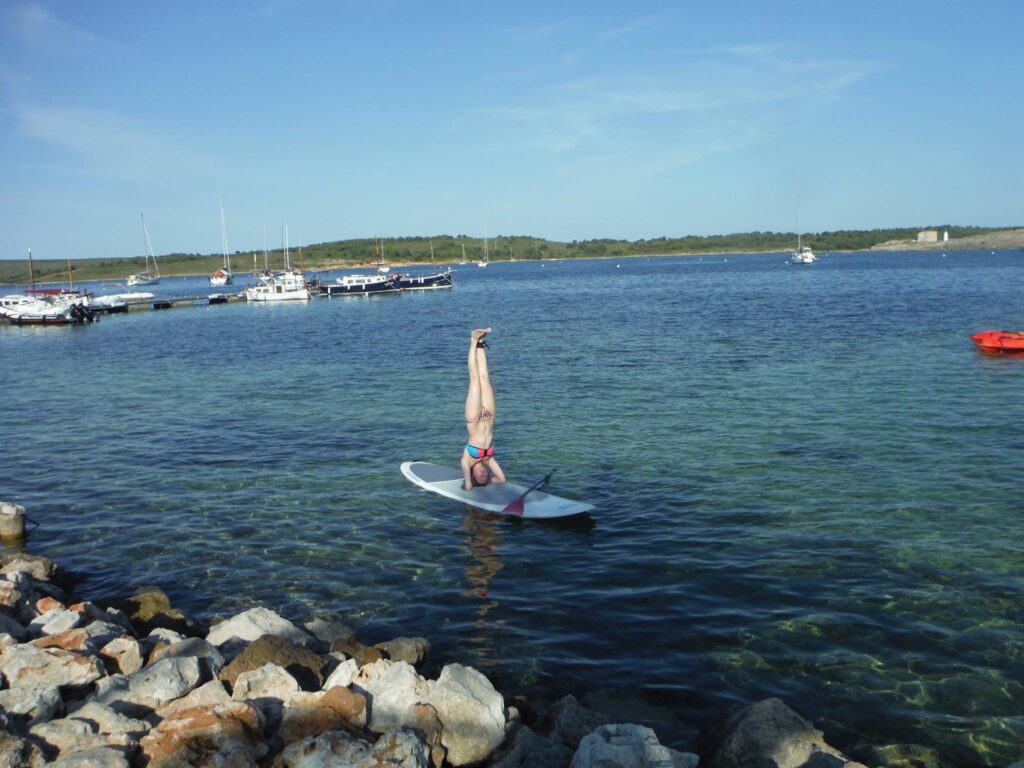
[2,251,1023,766]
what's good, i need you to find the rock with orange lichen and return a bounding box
[139,701,266,768]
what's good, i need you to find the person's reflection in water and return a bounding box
[459,506,506,669]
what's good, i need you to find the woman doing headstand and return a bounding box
[462,328,507,490]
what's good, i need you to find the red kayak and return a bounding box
[971,330,1024,354]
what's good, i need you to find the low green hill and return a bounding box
[0,226,1012,284]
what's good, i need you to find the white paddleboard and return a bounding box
[401,461,594,518]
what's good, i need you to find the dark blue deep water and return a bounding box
[2,251,1023,766]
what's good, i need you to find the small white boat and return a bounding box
[127,214,161,285]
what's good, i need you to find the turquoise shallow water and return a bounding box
[2,251,1023,766]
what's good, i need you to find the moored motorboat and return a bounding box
[319,272,400,296]
[395,268,453,290]
[971,330,1024,354]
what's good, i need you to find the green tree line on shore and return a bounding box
[0,226,1011,284]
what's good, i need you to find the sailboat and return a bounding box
[210,198,233,286]
[477,229,489,267]
[790,197,817,264]
[127,214,161,286]
[459,243,468,265]
[245,224,311,302]
[376,238,391,273]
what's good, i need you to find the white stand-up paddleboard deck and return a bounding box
[401,461,594,518]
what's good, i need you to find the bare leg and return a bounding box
[476,341,496,417]
[464,330,487,422]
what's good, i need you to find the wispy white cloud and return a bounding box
[13,103,211,186]
[4,2,99,50]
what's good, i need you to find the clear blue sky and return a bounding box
[1,1,1021,260]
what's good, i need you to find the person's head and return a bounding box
[470,461,491,487]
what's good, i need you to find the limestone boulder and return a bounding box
[491,724,574,768]
[330,637,382,666]
[127,656,202,704]
[207,607,315,659]
[219,634,326,690]
[351,659,429,734]
[0,684,62,724]
[99,637,144,676]
[368,727,431,768]
[231,662,300,702]
[33,621,125,655]
[0,554,57,582]
[279,729,372,768]
[113,587,204,637]
[28,608,82,638]
[549,694,614,750]
[66,701,150,738]
[150,637,225,680]
[278,687,368,745]
[571,723,698,768]
[701,698,853,768]
[1,644,104,690]
[49,746,132,768]
[154,679,232,720]
[303,615,355,649]
[139,701,266,768]
[424,663,506,767]
[28,717,136,760]
[322,658,359,690]
[375,636,430,667]
[0,730,46,768]
[0,613,26,642]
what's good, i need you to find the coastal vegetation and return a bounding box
[0,225,1014,284]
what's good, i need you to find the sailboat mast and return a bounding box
[219,197,230,273]
[283,224,290,270]
[429,238,434,265]
[28,248,35,292]
[263,220,269,272]
[66,254,73,290]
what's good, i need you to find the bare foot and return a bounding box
[471,327,491,342]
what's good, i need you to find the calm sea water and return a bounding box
[2,251,1022,766]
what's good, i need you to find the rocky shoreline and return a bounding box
[0,551,872,767]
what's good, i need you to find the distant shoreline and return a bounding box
[3,232,1022,285]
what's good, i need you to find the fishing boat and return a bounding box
[971,330,1024,354]
[319,272,400,296]
[210,198,233,286]
[127,214,161,286]
[245,225,311,302]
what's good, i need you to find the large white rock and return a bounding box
[322,658,359,691]
[28,609,82,638]
[571,723,698,768]
[50,745,131,768]
[1,644,104,690]
[0,684,62,723]
[99,637,144,676]
[352,659,429,734]
[154,679,232,720]
[206,607,315,653]
[66,701,151,738]
[127,656,202,703]
[231,663,301,701]
[280,729,372,768]
[424,664,506,767]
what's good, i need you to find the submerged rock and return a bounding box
[571,723,698,768]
